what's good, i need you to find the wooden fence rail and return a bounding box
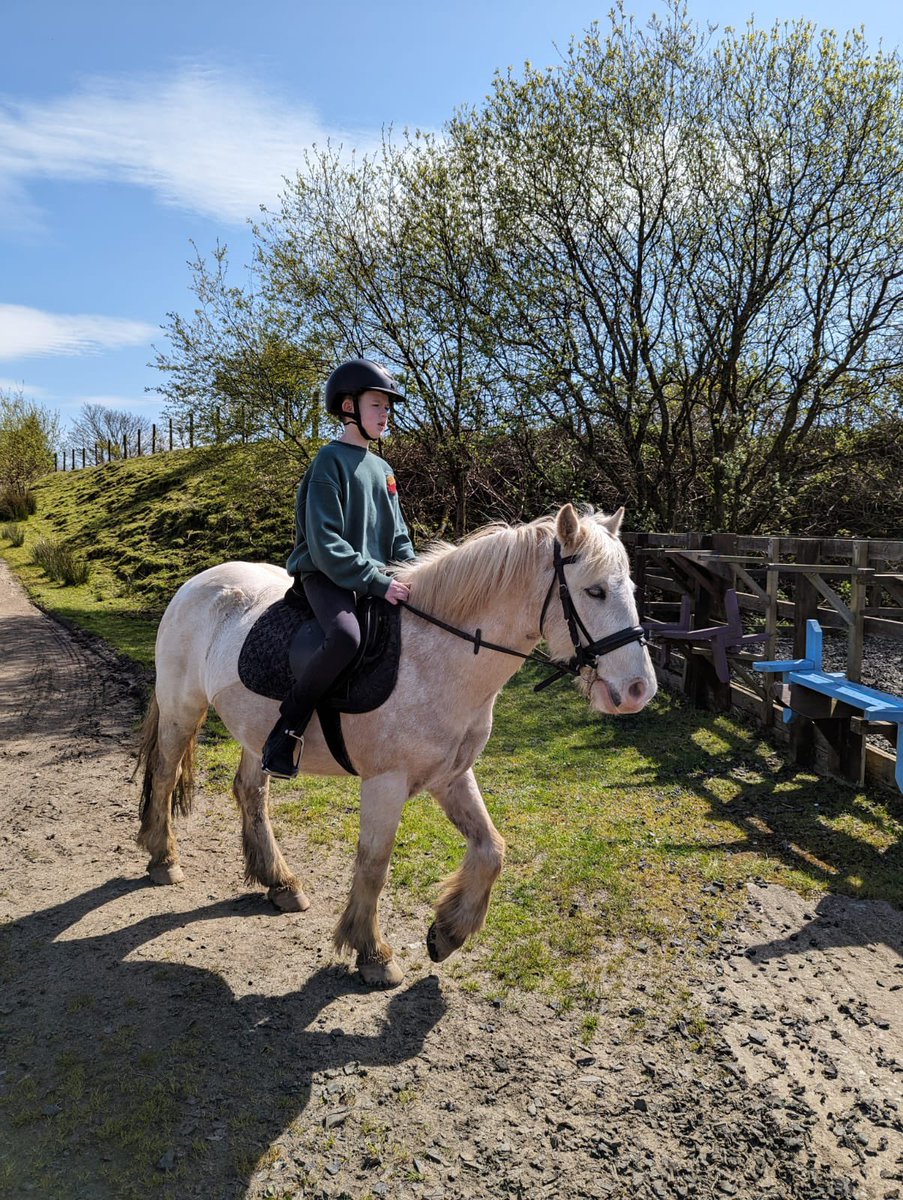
[623,530,903,793]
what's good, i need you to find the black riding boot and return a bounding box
[261,715,306,779]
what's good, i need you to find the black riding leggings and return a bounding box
[279,573,361,733]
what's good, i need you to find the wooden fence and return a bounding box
[622,531,903,794]
[54,416,199,470]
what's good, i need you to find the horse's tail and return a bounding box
[135,691,201,820]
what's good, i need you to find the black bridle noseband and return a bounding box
[400,539,646,693]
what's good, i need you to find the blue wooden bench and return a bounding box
[754,620,903,791]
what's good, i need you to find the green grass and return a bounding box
[25,441,307,610]
[2,449,902,1012]
[263,664,903,1006]
[0,442,307,668]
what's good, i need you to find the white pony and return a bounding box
[136,504,656,987]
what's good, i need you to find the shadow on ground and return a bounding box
[0,877,445,1199]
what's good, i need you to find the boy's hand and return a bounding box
[385,579,411,605]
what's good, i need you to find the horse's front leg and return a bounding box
[428,768,505,963]
[233,748,309,912]
[334,770,408,988]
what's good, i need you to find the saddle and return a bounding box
[237,583,402,774]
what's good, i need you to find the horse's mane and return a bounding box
[394,510,624,625]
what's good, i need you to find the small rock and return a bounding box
[156,1149,175,1172]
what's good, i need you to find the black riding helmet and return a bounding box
[324,360,406,438]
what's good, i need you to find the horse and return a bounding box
[135,503,657,987]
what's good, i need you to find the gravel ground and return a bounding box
[1,558,902,1200]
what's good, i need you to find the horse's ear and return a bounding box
[556,503,581,548]
[598,507,625,537]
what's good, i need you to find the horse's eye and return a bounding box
[585,585,607,600]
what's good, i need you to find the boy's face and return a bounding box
[343,389,392,440]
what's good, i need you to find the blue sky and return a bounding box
[2,0,901,439]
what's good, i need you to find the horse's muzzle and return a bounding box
[591,674,657,714]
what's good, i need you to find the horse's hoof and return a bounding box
[268,885,310,913]
[426,921,458,963]
[357,956,405,988]
[147,862,184,885]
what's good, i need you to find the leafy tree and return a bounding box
[152,243,326,454]
[258,134,507,533]
[450,5,903,530]
[0,388,59,506]
[154,5,903,535]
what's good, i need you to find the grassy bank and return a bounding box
[3,451,902,1012]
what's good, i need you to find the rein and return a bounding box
[399,539,646,694]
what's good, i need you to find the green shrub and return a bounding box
[1,522,25,546]
[0,489,36,521]
[29,537,91,586]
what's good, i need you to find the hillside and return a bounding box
[0,443,317,666]
[31,442,305,610]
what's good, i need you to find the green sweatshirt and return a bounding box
[285,440,415,597]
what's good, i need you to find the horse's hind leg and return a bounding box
[233,749,309,912]
[428,768,506,962]
[334,771,408,988]
[136,695,207,884]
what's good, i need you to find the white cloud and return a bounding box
[0,65,376,226]
[0,303,157,360]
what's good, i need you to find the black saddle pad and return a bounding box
[237,588,402,714]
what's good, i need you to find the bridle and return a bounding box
[400,538,647,693]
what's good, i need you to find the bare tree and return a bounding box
[67,403,151,459]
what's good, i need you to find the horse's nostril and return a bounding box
[627,678,647,701]
[607,685,622,707]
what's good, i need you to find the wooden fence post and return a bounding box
[169,418,173,451]
[152,424,157,454]
[189,413,194,448]
[137,428,142,457]
[762,536,782,726]
[848,541,869,683]
[81,448,86,469]
[123,434,128,460]
[790,541,821,771]
[54,452,58,472]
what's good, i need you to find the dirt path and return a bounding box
[1,558,901,1200]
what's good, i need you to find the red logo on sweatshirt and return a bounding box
[386,474,398,496]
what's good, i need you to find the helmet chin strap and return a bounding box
[341,393,370,440]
